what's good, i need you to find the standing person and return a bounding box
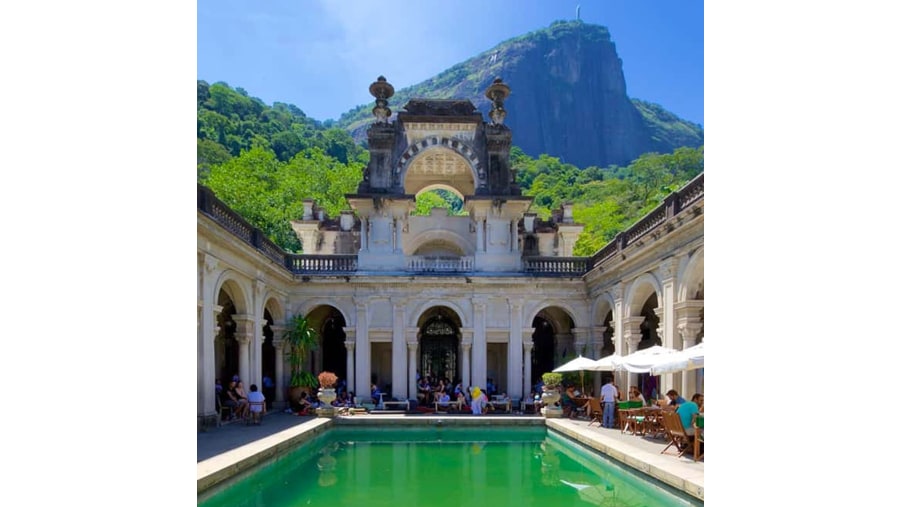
[471,386,487,415]
[599,377,619,428]
[262,373,275,410]
[247,384,266,425]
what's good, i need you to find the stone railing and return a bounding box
[288,254,358,273]
[406,256,475,272]
[523,257,589,275]
[198,173,703,277]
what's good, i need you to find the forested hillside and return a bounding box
[197,81,367,178]
[197,83,702,256]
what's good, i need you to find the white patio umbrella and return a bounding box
[649,342,704,375]
[615,345,680,374]
[552,355,598,393]
[585,353,623,372]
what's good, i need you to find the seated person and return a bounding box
[227,380,248,419]
[456,391,468,410]
[247,383,266,424]
[629,386,647,406]
[561,385,578,417]
[676,393,702,437]
[438,392,451,404]
[665,389,687,409]
[371,383,382,401]
[295,391,313,415]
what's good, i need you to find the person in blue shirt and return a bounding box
[676,393,702,436]
[665,389,687,407]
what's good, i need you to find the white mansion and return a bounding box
[196,78,703,426]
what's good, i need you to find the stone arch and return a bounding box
[591,294,615,326]
[624,273,662,318]
[525,300,583,330]
[296,299,353,327]
[397,140,482,196]
[592,294,616,356]
[214,271,250,314]
[408,299,470,329]
[406,229,472,257]
[262,295,285,323]
[678,247,704,302]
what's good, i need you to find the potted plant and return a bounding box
[283,313,319,406]
[316,371,338,417]
[540,372,563,418]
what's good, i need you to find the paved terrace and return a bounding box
[198,412,703,502]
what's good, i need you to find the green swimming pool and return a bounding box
[198,425,701,506]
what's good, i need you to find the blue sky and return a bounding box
[198,0,703,125]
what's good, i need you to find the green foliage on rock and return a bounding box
[197,80,367,166]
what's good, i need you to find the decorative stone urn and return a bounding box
[540,387,563,418]
[317,388,337,417]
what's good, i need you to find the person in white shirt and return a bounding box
[599,378,619,428]
[247,384,266,425]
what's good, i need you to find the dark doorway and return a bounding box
[321,313,348,382]
[420,312,459,382]
[531,316,555,388]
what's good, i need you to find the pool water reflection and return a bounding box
[198,426,700,507]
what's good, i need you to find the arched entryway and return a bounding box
[419,308,460,384]
[321,313,348,386]
[531,316,555,389]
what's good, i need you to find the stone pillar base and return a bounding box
[316,406,336,418]
[542,406,563,418]
[197,413,218,431]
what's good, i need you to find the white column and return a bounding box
[273,339,286,406]
[391,298,407,399]
[622,316,644,394]
[198,254,219,418]
[344,338,356,397]
[507,299,524,399]
[252,281,266,386]
[233,314,254,386]
[461,338,472,389]
[472,299,487,389]
[511,220,519,252]
[522,339,533,397]
[675,300,704,397]
[612,283,625,388]
[407,340,418,402]
[354,300,370,398]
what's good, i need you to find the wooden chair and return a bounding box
[215,393,233,427]
[246,399,266,425]
[661,411,694,458]
[587,398,603,427]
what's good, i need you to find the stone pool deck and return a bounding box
[197,412,703,501]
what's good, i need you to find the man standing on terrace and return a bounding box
[599,377,618,428]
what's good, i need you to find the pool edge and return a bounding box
[197,416,703,502]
